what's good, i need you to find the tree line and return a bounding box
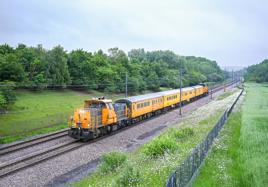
[0,44,226,110]
[244,59,268,83]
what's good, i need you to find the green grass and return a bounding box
[0,89,123,143]
[193,111,244,187]
[240,83,268,186]
[217,90,236,100]
[99,152,127,174]
[193,83,268,187]
[72,90,241,187]
[73,112,224,187]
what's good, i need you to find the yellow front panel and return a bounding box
[81,112,90,128]
[72,109,91,129]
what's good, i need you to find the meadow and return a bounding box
[193,83,268,187]
[0,90,123,143]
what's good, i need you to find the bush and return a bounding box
[170,128,194,140]
[0,81,16,111]
[115,165,142,187]
[100,152,127,174]
[143,135,177,158]
[0,93,7,113]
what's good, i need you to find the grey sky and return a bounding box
[1,0,267,67]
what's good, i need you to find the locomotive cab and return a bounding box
[68,97,118,139]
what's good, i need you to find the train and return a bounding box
[68,84,209,140]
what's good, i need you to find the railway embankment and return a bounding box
[72,87,241,187]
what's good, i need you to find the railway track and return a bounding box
[0,80,239,178]
[209,81,237,94]
[0,129,68,156]
[0,140,82,177]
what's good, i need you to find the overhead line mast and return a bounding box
[125,72,128,98]
[179,61,182,116]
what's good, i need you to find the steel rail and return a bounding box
[0,129,68,156]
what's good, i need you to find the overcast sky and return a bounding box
[1,0,267,67]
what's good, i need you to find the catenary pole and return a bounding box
[125,72,128,98]
[179,61,182,116]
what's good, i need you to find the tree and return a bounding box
[68,49,94,87]
[108,47,129,67]
[0,44,226,93]
[46,46,70,87]
[128,48,146,62]
[0,54,26,82]
[0,44,14,55]
[245,60,268,82]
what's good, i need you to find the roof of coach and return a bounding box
[115,86,198,103]
[115,92,164,103]
[192,85,204,89]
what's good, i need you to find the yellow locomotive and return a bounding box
[68,84,208,140]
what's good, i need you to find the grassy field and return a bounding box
[73,89,240,187]
[193,83,268,187]
[0,90,124,143]
[217,90,236,100]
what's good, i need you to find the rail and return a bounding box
[0,129,68,156]
[0,140,80,177]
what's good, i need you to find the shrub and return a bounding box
[0,81,16,112]
[1,82,16,104]
[170,128,194,140]
[115,165,142,187]
[100,152,127,174]
[0,93,7,112]
[143,135,177,158]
